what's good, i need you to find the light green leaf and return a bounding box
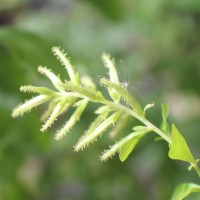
[161,103,169,118]
[170,183,200,200]
[160,103,170,135]
[168,124,200,176]
[101,130,144,162]
[119,135,140,162]
[119,129,150,162]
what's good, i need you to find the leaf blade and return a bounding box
[170,183,200,200]
[119,127,151,162]
[168,124,200,176]
[160,103,170,135]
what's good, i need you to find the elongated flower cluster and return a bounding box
[12,47,200,177]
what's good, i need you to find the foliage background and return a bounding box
[0,0,199,199]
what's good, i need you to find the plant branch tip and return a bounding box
[11,47,199,179]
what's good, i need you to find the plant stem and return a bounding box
[104,100,172,144]
[62,83,172,144]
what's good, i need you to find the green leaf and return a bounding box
[119,128,150,162]
[101,133,134,161]
[168,124,200,176]
[119,135,140,162]
[160,103,170,135]
[170,183,200,200]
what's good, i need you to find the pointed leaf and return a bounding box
[168,124,200,176]
[119,129,150,162]
[160,104,170,135]
[170,183,200,200]
[101,132,136,161]
[119,135,140,162]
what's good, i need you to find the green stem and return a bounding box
[62,84,172,144]
[104,100,172,144]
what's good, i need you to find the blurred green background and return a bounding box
[0,0,200,199]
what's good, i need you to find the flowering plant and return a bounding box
[12,47,200,199]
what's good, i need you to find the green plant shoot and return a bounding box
[12,47,200,200]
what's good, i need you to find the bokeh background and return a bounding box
[0,0,200,199]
